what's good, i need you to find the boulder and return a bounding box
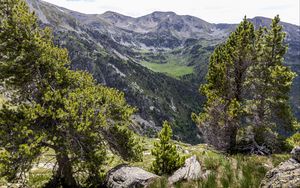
[105,164,159,188]
[260,147,300,188]
[291,146,300,162]
[168,155,202,184]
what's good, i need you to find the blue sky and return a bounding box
[43,0,300,25]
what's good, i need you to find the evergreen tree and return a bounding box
[151,121,184,175]
[245,16,297,152]
[193,16,296,153]
[0,0,142,187]
[263,15,296,133]
[192,17,255,152]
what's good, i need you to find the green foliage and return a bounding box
[236,155,268,188]
[147,176,168,188]
[28,170,53,188]
[151,121,185,175]
[203,151,225,170]
[106,125,143,161]
[193,15,297,153]
[140,61,194,78]
[0,0,141,187]
[270,154,290,167]
[220,161,234,188]
[198,173,217,188]
[193,17,256,152]
[245,15,297,152]
[146,142,288,188]
[287,132,300,147]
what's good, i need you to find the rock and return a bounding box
[168,155,202,184]
[105,164,159,188]
[201,170,212,179]
[260,148,300,188]
[291,146,300,162]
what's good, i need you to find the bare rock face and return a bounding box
[168,155,202,184]
[105,164,159,188]
[260,147,300,188]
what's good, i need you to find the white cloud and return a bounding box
[42,0,300,25]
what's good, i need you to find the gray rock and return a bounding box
[105,164,159,188]
[201,170,212,180]
[168,155,202,184]
[291,146,300,162]
[260,148,300,188]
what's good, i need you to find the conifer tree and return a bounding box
[192,17,255,152]
[263,16,296,132]
[245,16,297,152]
[193,16,296,153]
[0,0,142,187]
[151,121,184,175]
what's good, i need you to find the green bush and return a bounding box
[151,121,185,175]
[286,132,300,148]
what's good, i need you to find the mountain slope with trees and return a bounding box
[1,0,299,187]
[17,0,300,142]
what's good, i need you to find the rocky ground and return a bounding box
[261,147,300,188]
[0,138,295,188]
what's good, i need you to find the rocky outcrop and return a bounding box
[291,146,300,162]
[260,147,300,188]
[105,164,159,188]
[168,155,202,184]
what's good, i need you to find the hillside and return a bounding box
[0,136,291,188]
[1,1,300,187]
[25,0,300,142]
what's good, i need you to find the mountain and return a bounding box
[25,0,300,143]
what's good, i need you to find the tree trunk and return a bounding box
[56,151,79,188]
[200,120,238,153]
[44,149,79,188]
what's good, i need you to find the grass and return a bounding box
[147,141,289,188]
[0,94,5,108]
[28,169,53,188]
[140,61,194,78]
[0,137,290,188]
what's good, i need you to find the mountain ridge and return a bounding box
[25,0,300,143]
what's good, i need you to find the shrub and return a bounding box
[286,132,300,148]
[151,121,185,175]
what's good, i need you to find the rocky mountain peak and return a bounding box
[101,11,134,22]
[146,11,177,19]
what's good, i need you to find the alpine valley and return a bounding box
[26,0,300,143]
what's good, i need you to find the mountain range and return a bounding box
[26,0,300,143]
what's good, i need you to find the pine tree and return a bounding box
[245,16,297,152]
[0,0,142,187]
[192,15,296,153]
[151,121,184,175]
[264,15,296,133]
[192,17,255,152]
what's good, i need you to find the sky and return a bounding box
[43,0,300,25]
